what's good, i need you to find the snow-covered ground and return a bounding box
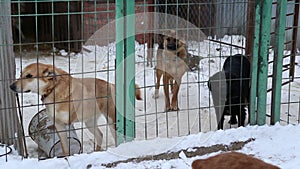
[1,124,300,168]
[1,35,300,168]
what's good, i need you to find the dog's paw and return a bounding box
[171,106,179,111]
[171,103,179,111]
[153,94,159,99]
[165,106,172,112]
[228,117,238,125]
[153,91,159,99]
[95,145,102,151]
[165,106,179,112]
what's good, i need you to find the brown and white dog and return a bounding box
[192,152,280,169]
[10,63,142,156]
[154,30,188,111]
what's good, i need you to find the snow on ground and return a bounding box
[1,124,300,169]
[1,35,300,168]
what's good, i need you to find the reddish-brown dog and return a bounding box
[154,30,188,111]
[192,152,280,169]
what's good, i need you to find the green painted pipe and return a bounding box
[115,0,125,145]
[257,0,272,125]
[250,0,261,125]
[124,0,135,142]
[271,0,287,124]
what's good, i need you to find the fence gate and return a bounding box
[249,0,299,125]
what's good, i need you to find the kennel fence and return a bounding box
[0,0,299,160]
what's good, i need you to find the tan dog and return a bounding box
[192,152,280,169]
[10,63,142,156]
[154,30,188,111]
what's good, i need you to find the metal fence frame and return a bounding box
[0,0,299,160]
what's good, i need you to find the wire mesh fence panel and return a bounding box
[267,0,300,125]
[0,0,299,161]
[133,0,250,141]
[8,0,119,159]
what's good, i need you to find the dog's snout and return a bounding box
[10,83,17,91]
[167,44,177,51]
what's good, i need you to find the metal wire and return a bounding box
[1,0,299,160]
[0,144,12,158]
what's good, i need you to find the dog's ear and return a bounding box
[43,68,57,80]
[168,29,176,36]
[157,34,165,49]
[157,34,164,43]
[176,34,186,45]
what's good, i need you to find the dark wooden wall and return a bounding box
[38,1,82,52]
[11,1,82,53]
[156,0,216,37]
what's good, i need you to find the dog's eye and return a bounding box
[25,74,33,78]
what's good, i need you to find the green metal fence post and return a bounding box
[257,0,272,125]
[250,0,273,125]
[271,0,287,124]
[115,0,136,145]
[115,0,125,145]
[124,0,136,142]
[250,0,261,125]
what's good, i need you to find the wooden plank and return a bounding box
[0,0,25,157]
[245,0,255,59]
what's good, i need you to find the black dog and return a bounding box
[208,54,250,129]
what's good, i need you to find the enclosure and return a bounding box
[0,0,299,162]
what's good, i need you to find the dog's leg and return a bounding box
[171,80,180,111]
[163,74,171,111]
[154,69,163,98]
[147,34,154,67]
[154,47,163,98]
[55,121,70,156]
[85,119,103,151]
[238,106,246,127]
[147,48,153,67]
[216,106,227,130]
[228,114,238,125]
[107,117,116,146]
[170,79,175,94]
[218,113,225,130]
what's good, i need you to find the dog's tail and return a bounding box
[135,84,142,100]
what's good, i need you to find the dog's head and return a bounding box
[187,54,203,71]
[10,63,64,95]
[163,30,186,52]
